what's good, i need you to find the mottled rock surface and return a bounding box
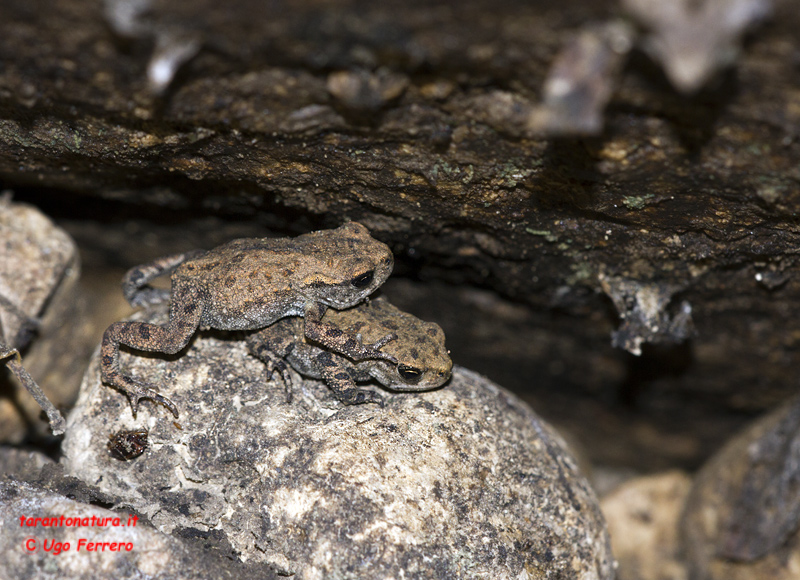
[62,306,614,579]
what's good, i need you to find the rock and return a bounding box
[0,478,257,579]
[622,0,772,93]
[525,21,634,137]
[327,69,409,114]
[681,393,800,580]
[601,470,691,580]
[598,274,694,357]
[0,197,76,346]
[0,195,80,440]
[0,446,55,482]
[62,305,614,579]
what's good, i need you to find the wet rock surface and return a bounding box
[62,306,614,579]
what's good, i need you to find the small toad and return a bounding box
[247,296,452,406]
[102,223,397,417]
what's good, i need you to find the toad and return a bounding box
[247,296,452,406]
[101,222,396,417]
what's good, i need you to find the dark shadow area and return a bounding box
[615,48,739,155]
[618,341,695,409]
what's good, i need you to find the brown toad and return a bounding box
[101,222,396,417]
[247,296,452,406]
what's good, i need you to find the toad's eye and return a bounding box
[398,365,423,384]
[350,271,374,288]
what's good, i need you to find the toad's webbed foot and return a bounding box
[336,386,385,407]
[355,332,398,364]
[101,296,202,418]
[306,320,398,364]
[100,333,179,417]
[313,351,385,407]
[324,331,398,364]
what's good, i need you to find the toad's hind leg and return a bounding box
[101,289,203,417]
[122,249,205,308]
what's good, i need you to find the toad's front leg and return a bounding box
[246,325,295,402]
[312,350,385,406]
[101,289,203,417]
[303,302,397,364]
